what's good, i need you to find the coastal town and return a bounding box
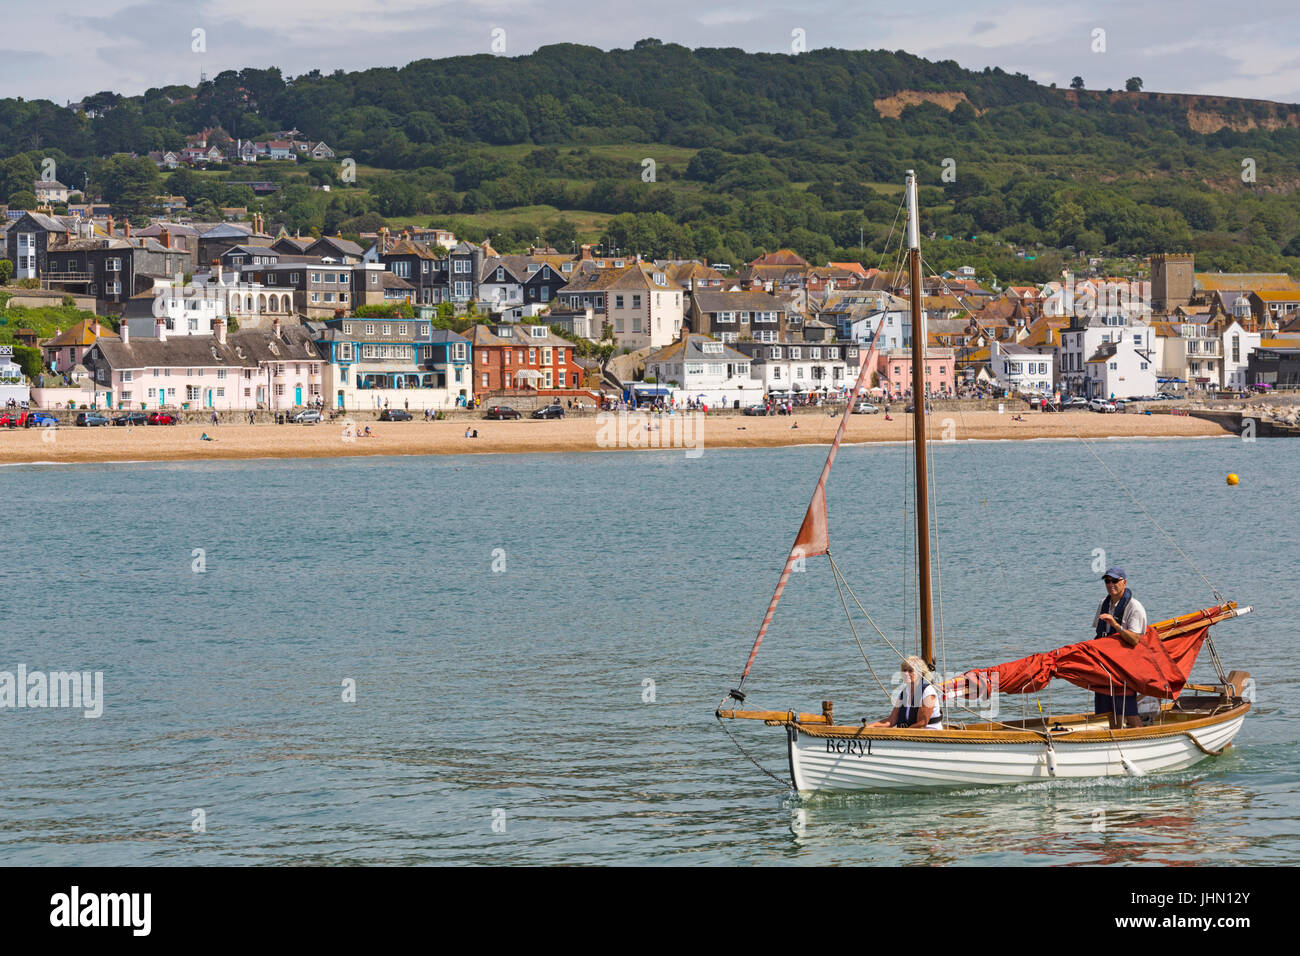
[2,137,1299,438]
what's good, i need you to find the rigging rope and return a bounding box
[828,553,893,703]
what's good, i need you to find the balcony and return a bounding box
[42,272,93,285]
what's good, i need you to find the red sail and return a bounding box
[737,334,882,684]
[960,624,1211,699]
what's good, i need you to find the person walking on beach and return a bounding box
[248,410,255,425]
[1093,567,1147,729]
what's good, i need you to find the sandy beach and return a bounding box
[0,409,1229,465]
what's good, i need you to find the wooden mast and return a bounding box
[906,170,935,670]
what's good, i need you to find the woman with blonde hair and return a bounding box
[867,655,944,729]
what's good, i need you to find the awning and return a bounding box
[1157,377,1186,383]
[634,385,670,395]
[513,369,543,382]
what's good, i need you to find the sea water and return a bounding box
[1,437,1295,865]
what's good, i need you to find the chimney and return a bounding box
[120,321,129,345]
[580,243,593,261]
[160,226,170,249]
[107,214,115,236]
[214,316,227,345]
[155,317,167,342]
[273,314,282,341]
[124,220,131,239]
[92,319,102,337]
[215,263,223,284]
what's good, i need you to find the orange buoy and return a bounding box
[1226,473,1239,485]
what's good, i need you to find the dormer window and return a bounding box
[529,327,547,338]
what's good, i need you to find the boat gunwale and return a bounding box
[779,701,1250,744]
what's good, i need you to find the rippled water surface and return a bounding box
[2,436,1296,865]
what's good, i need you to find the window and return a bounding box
[454,259,471,274]
[558,370,566,387]
[453,343,466,361]
[216,369,227,380]
[122,370,133,382]
[186,385,201,401]
[339,343,354,361]
[482,372,489,387]
[419,325,430,337]
[1109,362,1118,370]
[789,348,801,359]
[366,324,376,335]
[311,273,321,283]
[382,324,392,335]
[632,295,641,309]
[556,348,565,363]
[1140,362,1149,370]
[615,295,624,309]
[147,388,156,398]
[528,348,536,363]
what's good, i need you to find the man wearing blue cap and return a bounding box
[1094,567,1147,728]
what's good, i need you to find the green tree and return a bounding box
[1070,76,1085,90]
[13,345,42,382]
[1125,77,1143,92]
[96,155,162,219]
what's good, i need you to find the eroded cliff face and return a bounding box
[873,90,981,118]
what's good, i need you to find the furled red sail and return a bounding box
[957,623,1212,700]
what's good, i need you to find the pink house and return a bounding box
[878,348,957,398]
[42,319,119,372]
[83,317,322,411]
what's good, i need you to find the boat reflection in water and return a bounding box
[785,775,1254,865]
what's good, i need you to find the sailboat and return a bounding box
[716,171,1252,791]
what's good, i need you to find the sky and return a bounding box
[5,0,1300,106]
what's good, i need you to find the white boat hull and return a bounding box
[787,712,1246,791]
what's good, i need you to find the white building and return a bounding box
[1083,339,1158,399]
[1058,314,1156,397]
[0,346,31,406]
[1151,318,1225,392]
[990,341,1056,396]
[849,308,909,350]
[643,333,753,407]
[737,341,852,396]
[1221,319,1261,390]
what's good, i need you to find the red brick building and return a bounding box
[468,323,588,394]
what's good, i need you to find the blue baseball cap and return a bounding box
[1103,567,1127,581]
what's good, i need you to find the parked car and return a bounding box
[1061,396,1091,409]
[23,411,58,428]
[0,412,19,428]
[1089,399,1117,413]
[377,408,411,422]
[484,405,521,420]
[294,409,324,424]
[147,412,180,425]
[852,401,881,414]
[743,403,772,416]
[113,412,148,426]
[75,412,112,427]
[531,404,565,419]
